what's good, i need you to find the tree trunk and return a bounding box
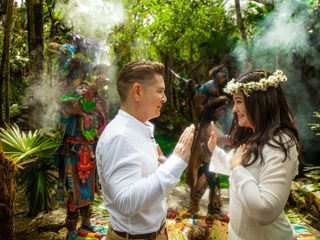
[26,0,44,129]
[46,0,57,81]
[234,0,247,43]
[161,53,175,110]
[0,142,16,240]
[234,0,252,70]
[26,0,44,84]
[0,0,14,126]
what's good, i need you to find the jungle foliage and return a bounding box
[0,0,319,232]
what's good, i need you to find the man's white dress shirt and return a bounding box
[96,110,187,234]
[209,134,299,240]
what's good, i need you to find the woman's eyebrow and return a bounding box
[233,96,243,100]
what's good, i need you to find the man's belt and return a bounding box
[63,137,95,145]
[111,222,165,240]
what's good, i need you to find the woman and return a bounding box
[208,70,301,240]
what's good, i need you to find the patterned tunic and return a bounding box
[55,107,105,208]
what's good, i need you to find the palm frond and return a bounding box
[0,124,60,216]
[0,124,60,166]
[18,159,58,216]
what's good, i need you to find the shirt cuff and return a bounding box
[230,166,257,190]
[211,146,223,158]
[209,147,230,176]
[163,154,188,178]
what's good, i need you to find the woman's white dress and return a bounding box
[209,135,299,240]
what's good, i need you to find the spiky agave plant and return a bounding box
[0,124,60,216]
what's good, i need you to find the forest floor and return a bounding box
[14,184,320,239]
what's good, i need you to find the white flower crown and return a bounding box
[224,70,288,96]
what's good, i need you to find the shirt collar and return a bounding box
[118,109,155,140]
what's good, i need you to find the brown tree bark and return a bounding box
[26,0,44,84]
[26,0,44,128]
[0,141,16,240]
[234,0,252,70]
[0,0,14,126]
[234,0,247,43]
[161,53,175,110]
[46,0,57,80]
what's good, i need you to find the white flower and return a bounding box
[223,70,288,96]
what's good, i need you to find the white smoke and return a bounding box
[55,0,126,39]
[258,1,308,51]
[235,1,311,70]
[233,1,320,162]
[55,0,126,65]
[27,0,126,129]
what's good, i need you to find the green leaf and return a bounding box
[0,124,60,216]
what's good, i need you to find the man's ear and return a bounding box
[132,83,143,101]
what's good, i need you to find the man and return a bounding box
[55,43,107,240]
[96,61,195,240]
[185,65,230,215]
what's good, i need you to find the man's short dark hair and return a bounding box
[117,61,165,102]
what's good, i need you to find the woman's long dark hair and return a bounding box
[229,70,302,166]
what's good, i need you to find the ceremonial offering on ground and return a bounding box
[71,213,316,239]
[166,210,229,240]
[293,224,317,240]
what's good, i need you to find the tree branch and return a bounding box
[251,0,275,7]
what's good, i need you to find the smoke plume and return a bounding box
[234,1,320,163]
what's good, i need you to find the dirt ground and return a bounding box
[14,185,320,239]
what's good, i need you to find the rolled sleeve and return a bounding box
[209,147,232,176]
